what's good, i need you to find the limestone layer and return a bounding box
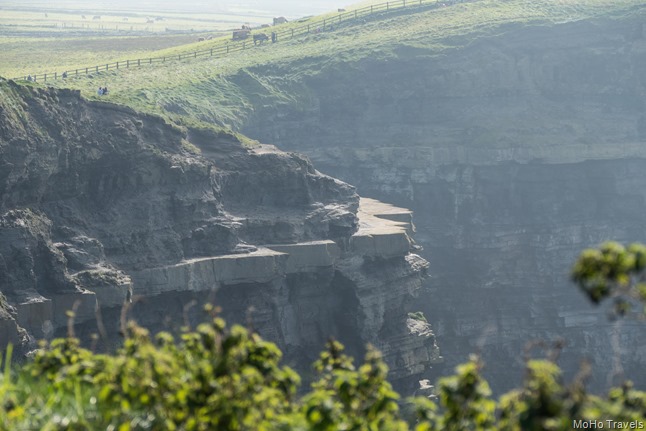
[0,82,437,391]
[235,13,646,392]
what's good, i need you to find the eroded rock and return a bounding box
[0,81,436,392]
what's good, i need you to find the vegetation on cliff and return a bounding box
[1,240,646,431]
[29,0,642,127]
[2,0,646,427]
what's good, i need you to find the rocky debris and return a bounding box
[55,236,106,271]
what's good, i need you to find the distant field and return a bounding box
[0,0,349,17]
[0,3,279,78]
[0,33,232,79]
[0,9,274,35]
[0,0,362,79]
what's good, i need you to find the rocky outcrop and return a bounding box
[126,197,439,386]
[231,12,646,392]
[0,81,437,391]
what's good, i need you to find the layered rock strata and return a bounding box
[234,13,646,392]
[0,81,437,390]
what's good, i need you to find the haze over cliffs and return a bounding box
[3,0,646,397]
[212,7,646,392]
[0,81,439,391]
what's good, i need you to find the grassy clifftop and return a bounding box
[35,0,645,128]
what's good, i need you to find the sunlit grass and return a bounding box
[28,0,644,130]
[0,5,279,78]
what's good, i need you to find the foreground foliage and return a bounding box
[0,242,645,429]
[572,241,646,317]
[0,321,644,429]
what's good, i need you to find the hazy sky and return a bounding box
[0,0,357,18]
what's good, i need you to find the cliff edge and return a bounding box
[0,81,439,391]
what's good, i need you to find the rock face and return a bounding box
[233,14,646,392]
[0,81,437,391]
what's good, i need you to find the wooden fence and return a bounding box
[14,0,468,82]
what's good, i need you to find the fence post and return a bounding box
[54,72,57,80]
[355,10,357,18]
[75,69,78,76]
[371,5,373,13]
[44,74,47,82]
[117,62,119,69]
[308,24,310,33]
[404,0,406,6]
[179,54,181,60]
[127,60,129,68]
[163,57,166,62]
[86,67,88,74]
[227,44,229,53]
[138,59,140,66]
[243,41,245,49]
[210,48,213,56]
[387,2,389,10]
[291,28,294,36]
[95,66,98,73]
[149,58,152,64]
[106,64,108,71]
[194,51,196,58]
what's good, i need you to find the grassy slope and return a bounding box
[0,3,276,79]
[0,34,233,79]
[35,0,645,129]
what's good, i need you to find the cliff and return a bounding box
[12,0,646,395]
[209,10,646,392]
[0,81,439,391]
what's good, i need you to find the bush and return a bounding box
[1,313,645,430]
[407,311,428,323]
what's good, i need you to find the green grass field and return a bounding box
[6,0,645,129]
[0,9,273,34]
[0,2,281,79]
[37,1,642,118]
[1,33,233,79]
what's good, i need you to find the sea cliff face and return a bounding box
[0,82,438,391]
[234,15,646,392]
